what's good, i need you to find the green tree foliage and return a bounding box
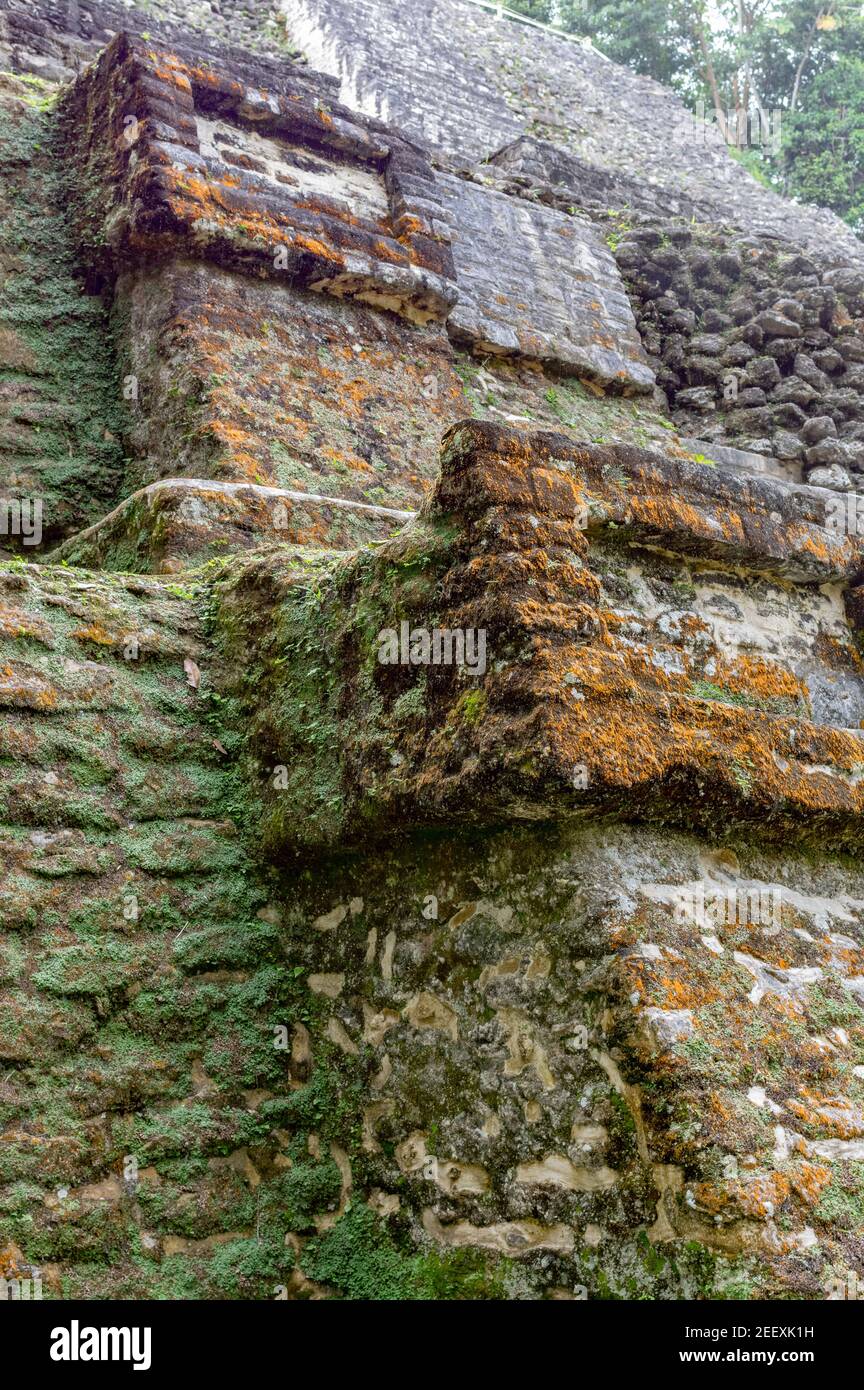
[781,55,864,230]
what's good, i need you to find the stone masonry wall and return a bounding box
[6,420,864,1300]
[436,171,653,388]
[615,230,864,489]
[39,24,653,567]
[112,258,466,508]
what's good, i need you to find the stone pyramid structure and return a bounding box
[1,0,864,1301]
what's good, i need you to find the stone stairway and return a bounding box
[0,560,301,1296]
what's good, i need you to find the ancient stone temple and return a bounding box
[1,0,863,1302]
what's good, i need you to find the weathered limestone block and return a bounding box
[675,438,795,483]
[110,259,467,506]
[49,478,415,573]
[436,173,654,389]
[488,136,703,222]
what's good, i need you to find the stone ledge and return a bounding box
[48,477,415,573]
[676,437,799,484]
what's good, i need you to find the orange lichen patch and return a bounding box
[458,554,594,607]
[188,334,225,361]
[292,196,388,238]
[788,1161,833,1207]
[539,640,671,703]
[342,377,378,407]
[648,974,720,1012]
[730,937,794,969]
[206,422,255,448]
[538,615,864,808]
[289,519,330,546]
[592,329,618,352]
[818,938,864,974]
[293,233,344,265]
[626,491,745,546]
[395,215,425,238]
[815,630,864,672]
[693,1171,792,1221]
[736,1172,793,1219]
[718,653,808,705]
[318,445,370,473]
[372,238,407,266]
[0,606,54,646]
[606,913,639,949]
[186,65,244,99]
[0,1242,26,1279]
[272,412,312,437]
[0,664,59,710]
[166,176,344,262]
[172,174,237,216]
[702,1091,737,1131]
[792,530,834,567]
[786,1090,864,1138]
[72,622,116,647]
[147,55,194,93]
[650,610,713,644]
[233,452,266,480]
[151,163,430,293]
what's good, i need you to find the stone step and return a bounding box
[676,436,800,483]
[0,559,247,935]
[48,478,416,573]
